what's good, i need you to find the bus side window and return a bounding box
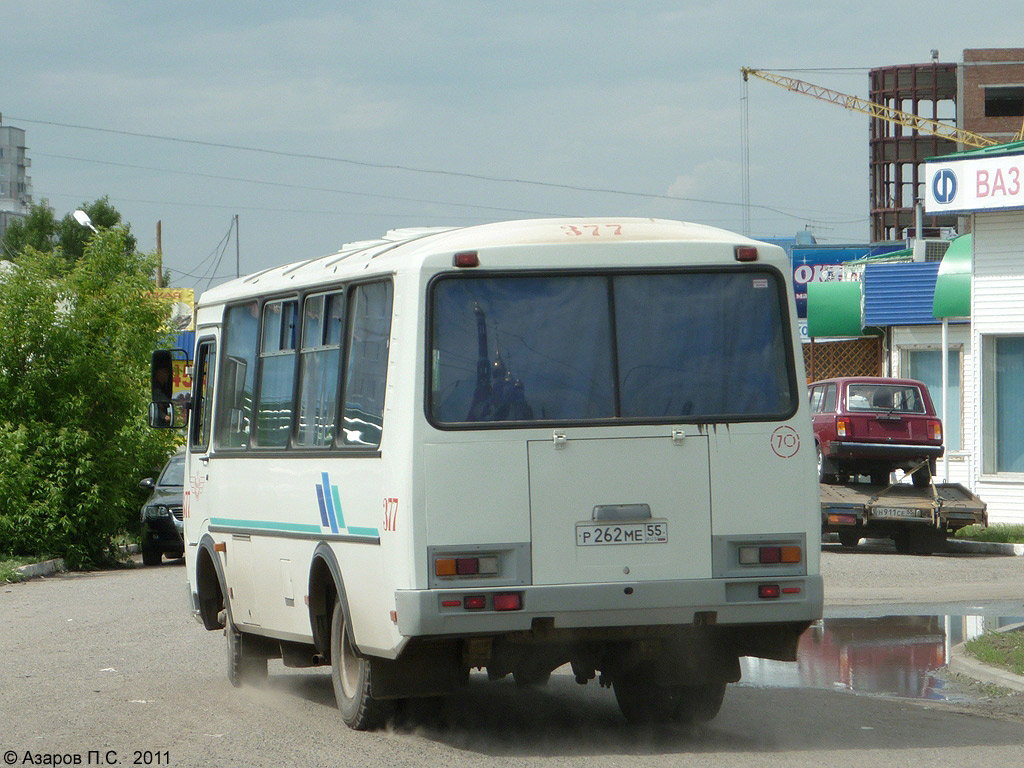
[191,340,216,451]
[256,298,298,447]
[216,301,259,448]
[341,281,393,448]
[296,291,344,447]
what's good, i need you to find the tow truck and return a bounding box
[820,461,987,555]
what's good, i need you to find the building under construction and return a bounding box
[869,48,1024,241]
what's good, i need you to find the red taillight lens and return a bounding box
[493,593,521,611]
[456,558,478,575]
[464,595,486,610]
[928,420,943,441]
[836,418,850,437]
[759,547,782,564]
[758,585,781,599]
[453,251,480,268]
[735,246,758,262]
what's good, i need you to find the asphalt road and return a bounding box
[2,548,1023,768]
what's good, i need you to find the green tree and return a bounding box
[2,197,138,269]
[0,228,178,567]
[1,199,59,259]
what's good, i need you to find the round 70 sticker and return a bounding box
[770,426,800,458]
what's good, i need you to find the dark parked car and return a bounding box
[139,449,185,565]
[809,377,944,487]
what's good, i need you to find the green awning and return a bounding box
[933,234,971,318]
[806,280,863,337]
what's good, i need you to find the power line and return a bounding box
[13,114,853,222]
[33,152,566,218]
[34,189,507,220]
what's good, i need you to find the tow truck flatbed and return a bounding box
[821,480,986,555]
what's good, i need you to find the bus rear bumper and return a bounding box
[394,574,823,638]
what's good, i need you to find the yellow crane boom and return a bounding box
[741,67,1001,149]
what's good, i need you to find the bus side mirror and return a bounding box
[149,348,190,430]
[149,401,178,429]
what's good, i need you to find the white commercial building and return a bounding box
[926,140,1024,524]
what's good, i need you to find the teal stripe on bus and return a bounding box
[210,517,379,538]
[210,518,321,534]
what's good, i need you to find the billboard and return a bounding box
[150,288,195,332]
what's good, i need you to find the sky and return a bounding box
[3,1,1023,291]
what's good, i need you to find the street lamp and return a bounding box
[72,209,98,233]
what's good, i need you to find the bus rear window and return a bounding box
[429,270,795,426]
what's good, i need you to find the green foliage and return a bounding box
[1,201,60,258]
[0,556,35,583]
[954,524,1024,544]
[2,197,138,269]
[0,228,178,568]
[964,630,1024,676]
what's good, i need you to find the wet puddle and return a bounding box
[740,615,1024,701]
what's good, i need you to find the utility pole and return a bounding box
[234,214,240,278]
[155,220,163,288]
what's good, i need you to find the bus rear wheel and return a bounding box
[613,669,726,724]
[676,682,727,723]
[226,616,267,687]
[331,600,388,730]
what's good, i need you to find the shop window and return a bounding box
[903,348,962,451]
[982,336,1024,474]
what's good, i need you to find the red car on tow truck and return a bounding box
[810,377,985,555]
[809,376,944,487]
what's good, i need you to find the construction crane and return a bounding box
[740,67,1001,149]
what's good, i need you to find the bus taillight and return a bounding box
[453,251,480,268]
[435,555,499,577]
[734,246,758,262]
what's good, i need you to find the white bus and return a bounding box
[152,217,822,729]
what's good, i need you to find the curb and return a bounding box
[11,545,140,582]
[823,535,1024,556]
[949,625,1024,693]
[945,539,1024,556]
[14,558,66,579]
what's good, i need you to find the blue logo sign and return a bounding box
[932,168,958,205]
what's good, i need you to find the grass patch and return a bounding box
[0,556,37,583]
[954,523,1024,544]
[964,629,1024,676]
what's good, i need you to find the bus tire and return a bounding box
[226,617,267,687]
[331,600,388,730]
[675,682,727,723]
[613,670,683,723]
